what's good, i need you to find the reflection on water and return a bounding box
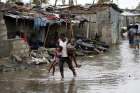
[0,40,140,93]
[46,78,77,93]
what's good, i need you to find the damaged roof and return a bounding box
[60,3,122,14]
[89,3,122,13]
[59,5,96,14]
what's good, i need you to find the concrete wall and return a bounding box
[0,39,29,57]
[0,40,10,57]
[10,39,29,57]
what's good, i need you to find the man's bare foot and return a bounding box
[48,70,50,73]
[73,72,77,77]
[74,74,77,77]
[61,77,64,81]
[76,64,81,68]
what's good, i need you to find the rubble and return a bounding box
[26,47,51,65]
[75,37,109,54]
[11,47,51,65]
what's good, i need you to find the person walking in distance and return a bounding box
[58,33,76,79]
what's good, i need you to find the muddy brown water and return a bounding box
[0,40,140,93]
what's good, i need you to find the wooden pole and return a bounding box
[75,0,77,5]
[54,0,58,6]
[92,0,95,5]
[69,23,73,41]
[62,0,65,5]
[86,22,90,39]
[69,0,74,6]
[44,24,50,47]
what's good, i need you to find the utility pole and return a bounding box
[54,0,57,6]
[92,0,95,5]
[75,0,77,5]
[55,0,75,6]
[62,0,65,5]
[69,0,74,6]
[97,0,111,4]
[54,0,65,6]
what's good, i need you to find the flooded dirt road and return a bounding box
[0,40,140,93]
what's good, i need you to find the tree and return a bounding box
[32,0,49,4]
[97,0,112,4]
[54,0,75,6]
[7,0,20,2]
[54,0,65,6]
[69,0,74,6]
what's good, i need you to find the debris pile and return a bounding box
[75,37,109,54]
[27,47,51,65]
[10,39,51,65]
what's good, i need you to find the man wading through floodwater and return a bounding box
[58,33,76,79]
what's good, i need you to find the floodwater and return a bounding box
[0,40,140,93]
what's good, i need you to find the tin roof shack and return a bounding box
[61,4,122,44]
[91,4,122,45]
[3,12,68,49]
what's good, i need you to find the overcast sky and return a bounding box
[1,0,140,9]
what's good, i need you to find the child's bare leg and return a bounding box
[73,55,78,66]
[48,62,55,73]
[52,62,58,75]
[52,66,55,76]
[72,55,81,68]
